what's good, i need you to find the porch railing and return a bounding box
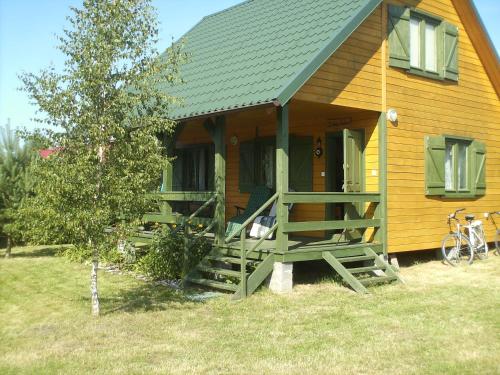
[144,191,216,227]
[281,192,382,236]
[223,192,278,298]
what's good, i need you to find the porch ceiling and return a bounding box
[161,0,382,121]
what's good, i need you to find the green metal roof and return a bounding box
[165,0,382,120]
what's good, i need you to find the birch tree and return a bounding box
[20,0,184,316]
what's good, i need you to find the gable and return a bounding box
[384,0,500,253]
[294,5,383,111]
[452,0,500,96]
[387,0,499,96]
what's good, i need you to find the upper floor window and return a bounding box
[410,15,439,74]
[388,6,459,82]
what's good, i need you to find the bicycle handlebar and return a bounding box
[448,208,466,221]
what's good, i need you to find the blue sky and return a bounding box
[0,0,499,130]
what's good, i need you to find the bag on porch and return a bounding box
[250,215,277,239]
[249,196,294,240]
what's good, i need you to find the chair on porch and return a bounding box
[225,185,273,239]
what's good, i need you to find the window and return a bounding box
[408,14,439,75]
[425,23,437,72]
[239,136,313,193]
[388,6,459,82]
[239,138,276,193]
[172,144,214,191]
[425,135,486,197]
[444,139,470,193]
[410,18,421,68]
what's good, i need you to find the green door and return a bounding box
[343,129,364,193]
[343,129,364,242]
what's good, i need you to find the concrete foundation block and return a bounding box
[389,254,400,272]
[269,262,293,294]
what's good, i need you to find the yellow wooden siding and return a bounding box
[385,0,500,252]
[294,6,383,112]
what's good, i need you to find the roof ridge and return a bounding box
[201,0,254,21]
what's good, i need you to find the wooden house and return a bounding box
[135,0,500,298]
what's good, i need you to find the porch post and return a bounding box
[377,112,388,258]
[214,116,226,245]
[276,104,289,254]
[161,123,184,217]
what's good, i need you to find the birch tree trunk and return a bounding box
[90,145,105,317]
[5,236,12,258]
[90,243,100,316]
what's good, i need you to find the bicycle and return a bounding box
[441,209,488,266]
[485,211,500,255]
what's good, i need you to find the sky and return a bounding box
[0,0,499,130]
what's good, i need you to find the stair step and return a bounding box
[359,275,396,286]
[196,265,247,278]
[186,277,238,292]
[206,255,260,267]
[337,255,376,263]
[348,265,385,274]
[215,247,271,260]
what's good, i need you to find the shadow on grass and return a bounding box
[101,283,203,315]
[5,246,66,258]
[294,260,343,285]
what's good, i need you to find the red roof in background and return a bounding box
[39,148,63,159]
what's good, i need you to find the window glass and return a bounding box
[425,23,437,72]
[410,18,421,68]
[178,145,214,191]
[445,142,454,190]
[457,142,467,190]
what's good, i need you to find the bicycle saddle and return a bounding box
[465,214,475,221]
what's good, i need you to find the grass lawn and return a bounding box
[0,246,499,374]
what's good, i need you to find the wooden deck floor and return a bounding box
[217,235,383,262]
[131,231,383,263]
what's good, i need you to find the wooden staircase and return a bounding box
[322,247,403,293]
[186,245,275,300]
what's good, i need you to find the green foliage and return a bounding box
[0,124,35,249]
[136,227,210,280]
[18,0,186,259]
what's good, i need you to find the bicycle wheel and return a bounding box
[441,233,473,266]
[472,226,488,260]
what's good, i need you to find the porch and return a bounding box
[135,101,396,297]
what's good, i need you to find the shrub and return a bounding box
[136,227,211,280]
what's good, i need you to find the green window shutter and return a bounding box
[172,150,183,191]
[289,136,313,192]
[239,141,255,193]
[388,5,411,69]
[471,141,486,196]
[425,135,446,196]
[442,22,459,81]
